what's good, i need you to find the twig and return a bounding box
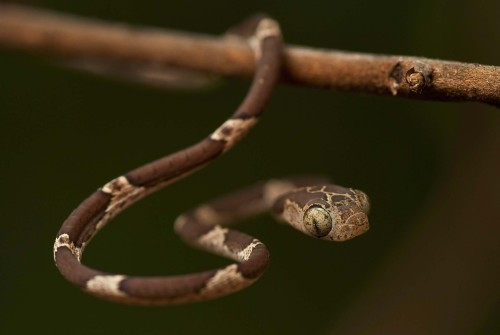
[0,4,499,107]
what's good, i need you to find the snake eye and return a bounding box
[303,205,333,238]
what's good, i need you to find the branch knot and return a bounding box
[406,62,433,93]
[389,60,433,95]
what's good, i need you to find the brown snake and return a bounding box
[53,15,370,305]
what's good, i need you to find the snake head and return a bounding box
[276,185,370,242]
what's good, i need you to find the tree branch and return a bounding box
[1,4,499,107]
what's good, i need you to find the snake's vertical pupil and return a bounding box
[303,206,332,237]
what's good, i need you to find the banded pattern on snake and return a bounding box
[53,15,370,305]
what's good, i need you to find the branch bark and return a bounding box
[0,4,499,107]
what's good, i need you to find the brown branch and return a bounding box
[1,4,499,107]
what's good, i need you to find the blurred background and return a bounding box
[1,0,498,334]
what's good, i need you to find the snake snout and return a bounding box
[345,212,369,238]
[329,212,369,242]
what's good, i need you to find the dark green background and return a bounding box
[1,1,498,334]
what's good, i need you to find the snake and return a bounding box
[53,15,370,305]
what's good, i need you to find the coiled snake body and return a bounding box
[53,15,370,305]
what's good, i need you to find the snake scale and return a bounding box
[53,15,370,305]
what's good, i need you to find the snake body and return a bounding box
[53,15,370,305]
